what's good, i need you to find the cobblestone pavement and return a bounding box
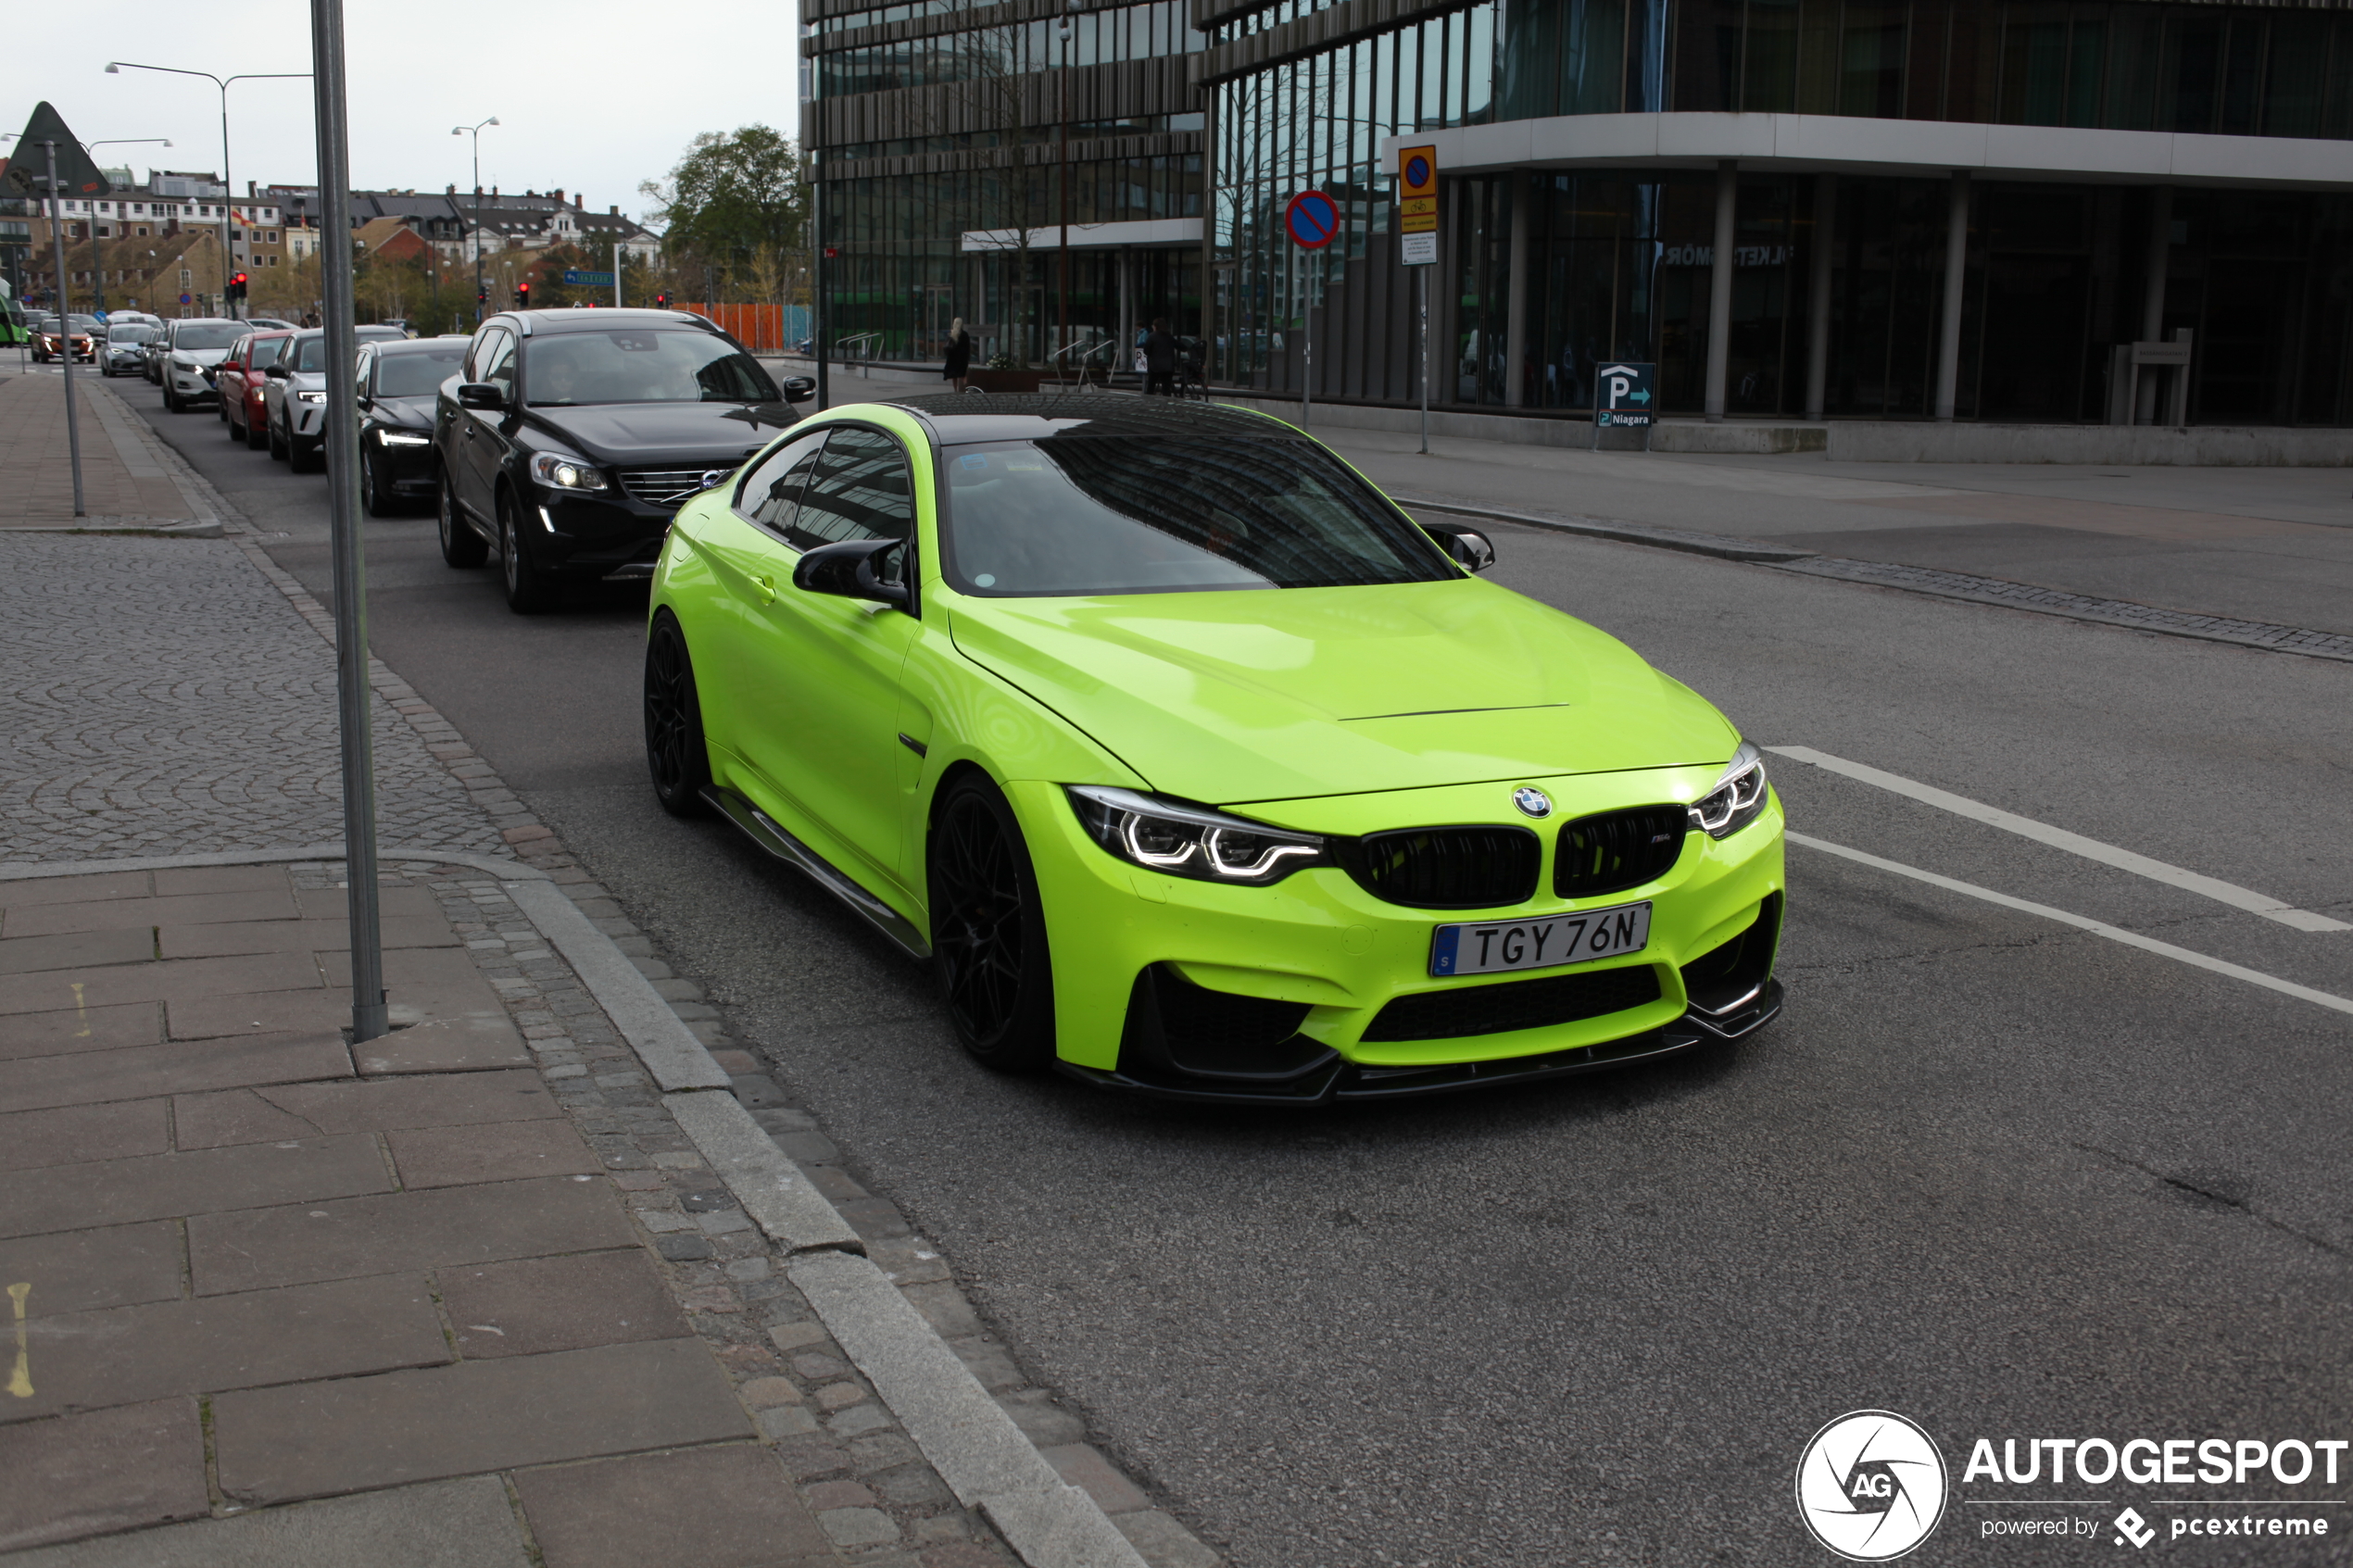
[1780,554,2353,660]
[0,533,508,862]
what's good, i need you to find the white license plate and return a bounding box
[1428,901,1653,978]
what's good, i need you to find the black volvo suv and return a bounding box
[434,309,813,612]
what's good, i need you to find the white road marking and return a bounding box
[1786,831,2353,1019]
[1768,746,2349,933]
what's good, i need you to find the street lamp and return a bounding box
[107,61,311,318]
[82,138,172,315]
[452,116,500,322]
[1056,0,1083,370]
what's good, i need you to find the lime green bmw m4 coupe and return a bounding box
[643,394,1783,1103]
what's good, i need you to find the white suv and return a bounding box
[159,319,245,413]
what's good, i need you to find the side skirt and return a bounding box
[701,784,932,961]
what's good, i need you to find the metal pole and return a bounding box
[1302,251,1312,431]
[1933,170,1969,422]
[813,181,830,409]
[219,82,237,319]
[309,0,386,1046]
[42,142,85,517]
[1804,173,1834,421]
[1704,158,1735,423]
[1417,265,1428,455]
[1057,23,1070,370]
[613,239,622,309]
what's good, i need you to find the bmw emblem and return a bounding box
[1512,786,1553,819]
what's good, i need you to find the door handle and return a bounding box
[754,574,777,605]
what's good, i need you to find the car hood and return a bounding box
[520,402,798,465]
[947,578,1740,806]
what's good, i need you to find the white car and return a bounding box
[264,325,407,470]
[159,319,245,413]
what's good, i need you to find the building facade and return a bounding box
[813,0,2353,427]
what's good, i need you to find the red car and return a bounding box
[218,330,295,449]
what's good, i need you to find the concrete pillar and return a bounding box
[1504,173,1530,408]
[1934,170,1969,422]
[2136,185,2173,424]
[1804,174,1836,421]
[1704,160,1736,422]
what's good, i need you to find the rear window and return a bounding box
[172,322,243,350]
[375,348,466,398]
[107,325,157,343]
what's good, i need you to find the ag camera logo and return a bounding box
[1795,1411,1949,1561]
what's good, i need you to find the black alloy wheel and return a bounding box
[268,412,288,461]
[225,403,243,442]
[246,406,268,450]
[162,383,181,414]
[437,471,486,567]
[642,615,711,817]
[498,494,555,614]
[361,447,393,515]
[927,775,1055,1072]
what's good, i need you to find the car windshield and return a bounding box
[173,323,243,350]
[107,325,156,344]
[69,316,100,331]
[938,435,1454,596]
[290,336,337,371]
[375,347,466,397]
[522,330,776,406]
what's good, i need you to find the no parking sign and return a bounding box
[1285,190,1338,250]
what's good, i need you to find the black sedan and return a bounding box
[356,337,468,514]
[433,308,813,613]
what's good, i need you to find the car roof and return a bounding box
[490,308,722,336]
[372,336,468,354]
[868,393,1291,445]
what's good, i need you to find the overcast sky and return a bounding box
[3,0,800,227]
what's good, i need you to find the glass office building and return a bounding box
[813,0,2353,423]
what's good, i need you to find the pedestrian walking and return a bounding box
[943,317,973,393]
[1142,317,1177,397]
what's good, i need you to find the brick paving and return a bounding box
[0,859,1028,1566]
[0,374,193,526]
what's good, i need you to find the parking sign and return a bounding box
[1594,361,1655,428]
[1397,144,1437,266]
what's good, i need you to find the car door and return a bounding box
[686,427,831,774]
[456,327,514,528]
[730,425,925,893]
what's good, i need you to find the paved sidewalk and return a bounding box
[0,859,1011,1565]
[0,374,200,528]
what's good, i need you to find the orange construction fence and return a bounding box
[676,303,808,354]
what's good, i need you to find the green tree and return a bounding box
[639,126,809,305]
[528,241,659,311]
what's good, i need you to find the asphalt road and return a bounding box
[128,377,2353,1568]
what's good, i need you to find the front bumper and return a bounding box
[519,487,674,580]
[170,366,219,403]
[1013,770,1787,1104]
[371,431,440,495]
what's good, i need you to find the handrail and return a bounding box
[1047,336,1116,391]
[834,331,883,375]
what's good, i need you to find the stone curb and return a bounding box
[790,1252,1151,1568]
[36,400,1204,1568]
[0,845,545,883]
[1390,494,1820,563]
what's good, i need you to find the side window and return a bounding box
[355,348,374,393]
[735,430,829,537]
[788,427,913,550]
[465,326,509,384]
[476,330,516,397]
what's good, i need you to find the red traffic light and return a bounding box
[517,282,531,303]
[654,293,668,307]
[233,271,247,284]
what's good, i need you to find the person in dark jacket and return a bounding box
[1142,318,1177,396]
[942,318,972,392]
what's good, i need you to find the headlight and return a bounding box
[1690,741,1769,839]
[377,430,431,446]
[1067,785,1327,886]
[529,452,608,491]
[296,389,327,404]
[172,357,196,370]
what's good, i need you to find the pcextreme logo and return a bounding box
[1796,1411,1950,1561]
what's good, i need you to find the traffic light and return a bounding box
[654,293,668,308]
[228,272,247,303]
[517,282,531,307]
[477,287,488,306]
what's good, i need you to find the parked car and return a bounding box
[432,308,814,610]
[356,336,468,513]
[142,327,172,383]
[244,317,299,332]
[377,318,418,338]
[159,319,246,411]
[99,321,158,377]
[217,330,295,446]
[262,324,407,470]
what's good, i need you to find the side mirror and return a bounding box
[1422,521,1495,573]
[264,362,290,380]
[792,536,910,609]
[780,376,816,404]
[456,382,505,411]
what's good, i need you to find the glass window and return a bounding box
[373,346,467,397]
[938,434,1454,597]
[476,329,517,395]
[521,330,779,406]
[789,427,914,548]
[170,321,244,350]
[735,429,831,534]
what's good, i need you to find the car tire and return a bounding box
[269,416,288,462]
[498,493,555,614]
[437,470,487,567]
[290,434,320,474]
[927,773,1056,1073]
[226,408,244,442]
[245,410,268,450]
[361,449,392,514]
[642,614,712,818]
[162,384,180,413]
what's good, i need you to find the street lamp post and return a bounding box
[452,117,499,322]
[107,62,308,318]
[1056,0,1081,367]
[81,137,172,315]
